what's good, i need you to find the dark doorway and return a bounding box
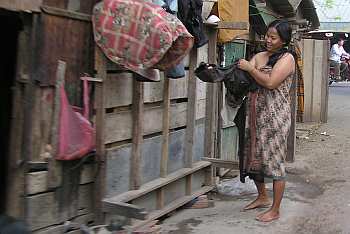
[0,10,22,214]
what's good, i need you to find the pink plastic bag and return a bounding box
[56,78,95,160]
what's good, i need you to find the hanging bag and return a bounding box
[56,78,95,160]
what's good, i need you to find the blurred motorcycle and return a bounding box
[329,54,350,85]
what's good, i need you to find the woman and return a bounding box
[237,19,295,222]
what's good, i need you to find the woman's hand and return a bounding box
[237,59,255,72]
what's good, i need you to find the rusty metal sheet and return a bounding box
[35,12,94,104]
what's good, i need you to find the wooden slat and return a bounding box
[80,163,95,184]
[27,171,49,195]
[321,40,330,122]
[130,185,214,231]
[105,161,211,203]
[6,83,25,217]
[41,5,91,21]
[102,71,207,108]
[130,79,144,190]
[204,28,218,159]
[311,40,323,121]
[26,192,60,230]
[36,12,93,92]
[302,39,314,122]
[202,157,239,169]
[47,60,66,188]
[156,188,165,210]
[184,48,198,168]
[94,48,107,223]
[185,175,192,196]
[183,43,208,67]
[31,213,94,234]
[40,88,54,160]
[160,76,170,178]
[104,100,206,144]
[0,0,42,12]
[102,201,148,220]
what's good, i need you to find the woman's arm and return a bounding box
[239,53,295,89]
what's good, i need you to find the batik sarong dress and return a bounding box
[243,65,294,181]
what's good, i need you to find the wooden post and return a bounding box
[158,75,170,210]
[302,39,314,122]
[160,76,170,177]
[204,28,218,159]
[94,48,107,223]
[320,40,330,123]
[130,79,144,190]
[185,175,193,196]
[6,82,25,217]
[156,189,164,210]
[47,60,66,188]
[185,48,198,168]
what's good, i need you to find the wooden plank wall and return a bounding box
[302,39,329,123]
[92,39,214,229]
[98,44,209,194]
[5,0,217,232]
[5,1,100,232]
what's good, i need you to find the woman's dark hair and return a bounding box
[266,19,295,67]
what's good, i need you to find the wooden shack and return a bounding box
[0,0,249,233]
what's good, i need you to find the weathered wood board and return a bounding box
[26,183,94,231]
[302,39,329,123]
[0,0,43,12]
[101,73,207,108]
[104,99,206,144]
[220,126,239,161]
[105,124,205,197]
[183,43,209,67]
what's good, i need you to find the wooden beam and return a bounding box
[0,0,42,12]
[185,175,192,196]
[160,76,170,177]
[94,48,108,223]
[102,201,148,220]
[41,5,91,22]
[47,60,66,188]
[156,188,165,210]
[130,79,144,190]
[202,157,239,169]
[130,185,214,231]
[204,28,218,159]
[6,82,25,217]
[184,48,198,168]
[107,161,211,203]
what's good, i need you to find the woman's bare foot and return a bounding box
[242,196,271,211]
[256,209,280,222]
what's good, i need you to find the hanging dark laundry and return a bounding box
[178,0,208,48]
[195,61,260,107]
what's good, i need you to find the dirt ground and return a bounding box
[160,83,350,234]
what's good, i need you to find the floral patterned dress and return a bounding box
[243,66,294,181]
